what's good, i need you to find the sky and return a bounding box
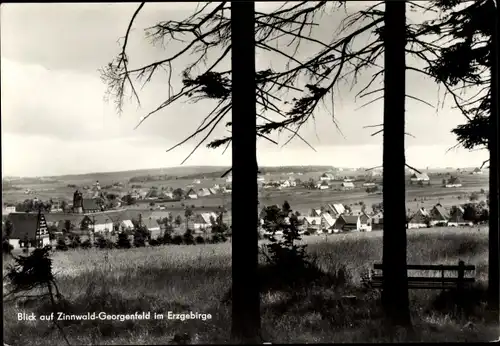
[1,2,489,177]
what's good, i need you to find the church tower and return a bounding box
[73,190,83,214]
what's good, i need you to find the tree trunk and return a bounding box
[381,1,411,328]
[488,0,499,315]
[230,1,261,343]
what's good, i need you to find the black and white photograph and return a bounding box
[1,1,499,344]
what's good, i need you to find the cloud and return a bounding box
[0,2,488,177]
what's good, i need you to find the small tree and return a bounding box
[184,208,193,230]
[174,215,183,228]
[55,237,68,251]
[80,239,92,249]
[116,232,131,249]
[183,229,195,245]
[68,234,81,249]
[162,223,174,244]
[133,227,148,247]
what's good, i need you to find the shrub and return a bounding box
[149,238,161,246]
[211,233,227,244]
[304,231,311,236]
[55,238,68,251]
[133,233,146,248]
[195,235,205,244]
[183,229,195,245]
[171,235,183,245]
[80,239,92,249]
[116,232,131,249]
[95,236,114,250]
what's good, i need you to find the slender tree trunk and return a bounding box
[230,1,261,343]
[382,1,411,328]
[488,0,499,315]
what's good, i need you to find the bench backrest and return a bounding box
[373,263,475,271]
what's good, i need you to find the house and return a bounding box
[320,173,336,181]
[429,204,449,226]
[197,188,211,197]
[257,176,265,182]
[303,216,321,232]
[327,203,345,217]
[410,172,430,182]
[333,215,361,232]
[320,213,336,233]
[359,212,372,232]
[208,188,217,195]
[407,208,429,229]
[193,179,201,184]
[341,182,355,190]
[226,175,233,183]
[222,185,232,194]
[186,188,198,199]
[6,212,51,249]
[317,181,329,190]
[82,214,114,234]
[448,206,473,227]
[120,219,135,231]
[82,199,102,213]
[141,217,161,235]
[363,182,376,187]
[445,176,462,188]
[2,204,16,215]
[343,178,354,182]
[193,212,218,231]
[472,167,483,175]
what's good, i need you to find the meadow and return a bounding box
[3,227,497,345]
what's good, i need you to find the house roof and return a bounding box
[411,172,430,180]
[82,199,101,211]
[120,220,134,229]
[7,212,48,239]
[432,205,450,220]
[322,213,336,227]
[199,212,218,224]
[448,176,461,184]
[328,203,345,215]
[340,215,359,225]
[304,216,321,225]
[142,217,160,230]
[186,188,197,195]
[473,167,482,172]
[342,182,354,187]
[321,173,335,179]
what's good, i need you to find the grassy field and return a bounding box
[3,227,497,345]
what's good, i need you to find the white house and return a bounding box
[321,213,336,233]
[320,173,336,181]
[257,176,265,182]
[410,172,430,182]
[472,167,483,175]
[363,182,376,187]
[342,182,355,190]
[303,216,322,232]
[120,219,135,231]
[193,212,218,231]
[2,205,16,215]
[197,188,211,197]
[407,208,429,229]
[186,188,198,199]
[359,213,372,232]
[317,181,330,190]
[332,215,361,232]
[85,215,114,234]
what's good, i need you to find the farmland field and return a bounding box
[2,168,489,217]
[3,227,497,345]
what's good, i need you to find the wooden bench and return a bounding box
[362,261,476,290]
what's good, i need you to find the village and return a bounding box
[1,166,489,251]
